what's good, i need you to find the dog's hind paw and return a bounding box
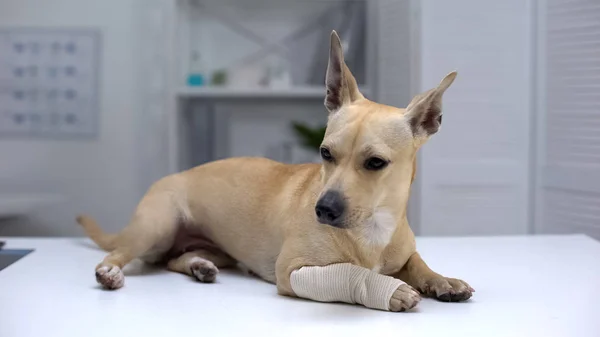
[189,258,219,283]
[95,265,124,290]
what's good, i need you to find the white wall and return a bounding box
[0,0,541,238]
[0,0,141,236]
[416,0,534,236]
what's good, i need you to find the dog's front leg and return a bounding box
[395,252,474,302]
[276,261,420,312]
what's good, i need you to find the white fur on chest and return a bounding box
[360,210,396,247]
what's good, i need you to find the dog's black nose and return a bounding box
[315,190,346,226]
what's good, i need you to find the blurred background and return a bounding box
[0,0,597,240]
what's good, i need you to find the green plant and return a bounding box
[211,69,227,86]
[291,122,327,152]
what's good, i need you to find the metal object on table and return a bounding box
[0,246,35,271]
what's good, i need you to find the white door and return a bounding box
[535,0,600,240]
[417,0,534,236]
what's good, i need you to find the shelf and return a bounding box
[0,194,63,219]
[177,86,371,99]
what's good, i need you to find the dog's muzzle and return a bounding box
[315,190,346,227]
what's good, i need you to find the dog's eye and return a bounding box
[320,147,334,162]
[364,157,388,171]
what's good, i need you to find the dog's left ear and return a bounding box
[325,30,364,113]
[406,71,457,138]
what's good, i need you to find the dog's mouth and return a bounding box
[315,207,367,229]
[316,214,347,228]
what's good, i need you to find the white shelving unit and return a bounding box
[166,0,374,171]
[177,86,371,99]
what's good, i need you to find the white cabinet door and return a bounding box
[535,0,600,240]
[417,0,534,236]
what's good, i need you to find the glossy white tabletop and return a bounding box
[1,234,599,337]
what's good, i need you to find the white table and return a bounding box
[1,235,599,337]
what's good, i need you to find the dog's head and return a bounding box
[315,31,456,244]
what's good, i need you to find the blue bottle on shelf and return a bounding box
[187,74,205,86]
[187,50,205,87]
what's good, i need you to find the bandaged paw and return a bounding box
[290,263,412,311]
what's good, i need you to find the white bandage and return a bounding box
[290,263,405,311]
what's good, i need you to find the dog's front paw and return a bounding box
[95,265,124,290]
[421,277,474,302]
[389,284,421,312]
[189,258,219,283]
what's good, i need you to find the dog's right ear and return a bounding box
[325,30,364,113]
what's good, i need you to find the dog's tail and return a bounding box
[76,215,118,251]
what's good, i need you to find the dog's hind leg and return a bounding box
[167,249,236,283]
[94,182,188,290]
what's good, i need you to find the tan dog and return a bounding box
[77,31,473,312]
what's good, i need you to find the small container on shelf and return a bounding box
[187,50,206,87]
